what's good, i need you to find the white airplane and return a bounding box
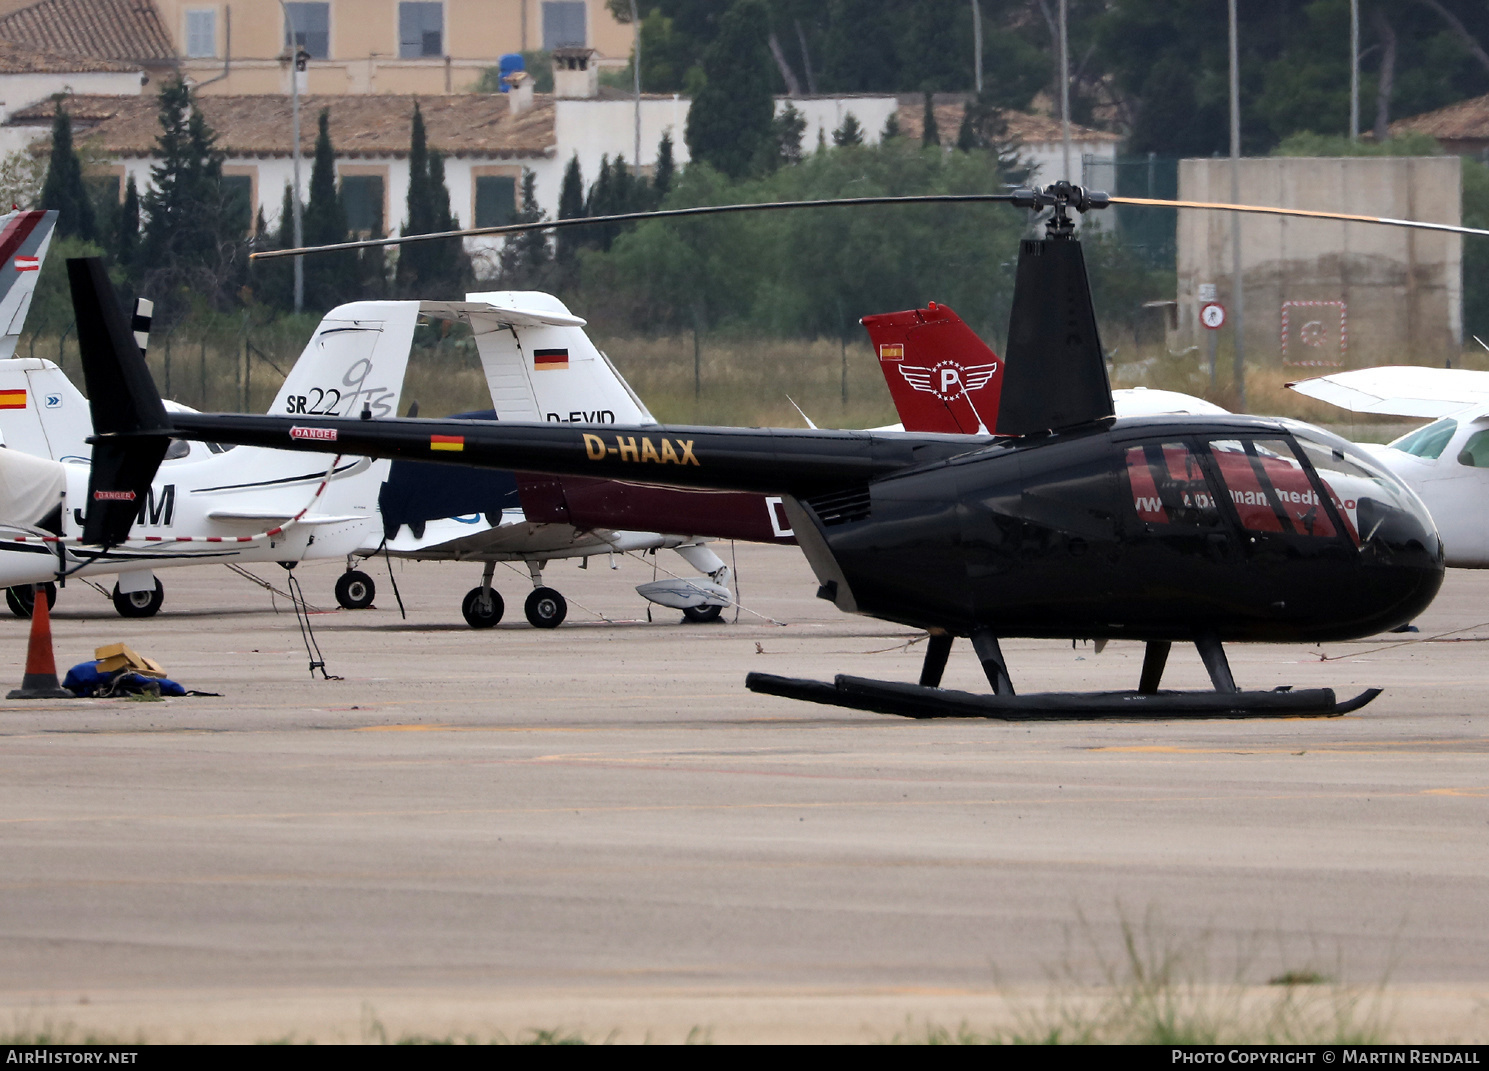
[1288,366,1489,567]
[0,300,420,615]
[0,290,734,624]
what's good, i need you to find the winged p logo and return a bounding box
[899,360,999,402]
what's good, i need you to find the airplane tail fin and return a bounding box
[465,290,655,425]
[267,301,419,420]
[67,257,171,546]
[862,302,1004,435]
[0,209,56,360]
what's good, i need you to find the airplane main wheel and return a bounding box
[681,603,724,624]
[461,587,504,629]
[112,579,164,618]
[5,583,57,619]
[524,587,567,629]
[335,570,376,610]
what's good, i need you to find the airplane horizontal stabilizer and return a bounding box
[1288,366,1489,418]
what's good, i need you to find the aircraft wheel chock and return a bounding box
[5,582,57,619]
[112,579,164,618]
[524,587,567,629]
[335,570,376,610]
[461,586,504,629]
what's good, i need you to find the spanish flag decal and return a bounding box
[879,343,904,361]
[534,348,569,371]
[430,434,465,452]
[0,389,25,409]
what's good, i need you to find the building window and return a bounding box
[221,174,254,235]
[399,2,442,58]
[474,175,517,228]
[185,9,216,58]
[284,2,329,59]
[542,1,586,50]
[342,174,386,235]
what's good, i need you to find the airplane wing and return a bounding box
[1287,367,1489,418]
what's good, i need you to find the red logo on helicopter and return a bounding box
[898,360,999,402]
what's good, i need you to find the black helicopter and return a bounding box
[68,183,1445,719]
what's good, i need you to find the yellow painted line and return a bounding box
[1422,788,1489,797]
[354,724,603,734]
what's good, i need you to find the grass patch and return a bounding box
[892,912,1388,1045]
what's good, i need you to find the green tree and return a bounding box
[685,0,775,178]
[302,109,355,309]
[758,103,806,173]
[112,175,139,274]
[39,105,96,242]
[652,132,674,204]
[832,113,863,147]
[139,77,240,321]
[921,92,939,148]
[555,154,586,270]
[394,103,465,295]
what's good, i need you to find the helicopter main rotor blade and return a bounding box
[249,192,1022,261]
[1109,195,1489,239]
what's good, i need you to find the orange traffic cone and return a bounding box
[8,584,73,699]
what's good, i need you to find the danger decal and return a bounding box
[93,489,136,501]
[290,426,337,442]
[583,433,699,466]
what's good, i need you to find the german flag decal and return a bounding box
[534,348,569,371]
[0,389,25,409]
[430,434,465,452]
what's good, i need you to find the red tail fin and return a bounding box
[861,302,1003,434]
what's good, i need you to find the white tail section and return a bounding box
[465,290,654,425]
[270,301,420,420]
[0,209,56,361]
[0,358,93,463]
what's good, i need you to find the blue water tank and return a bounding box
[497,53,525,92]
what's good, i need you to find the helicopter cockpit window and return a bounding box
[1456,429,1489,468]
[162,439,191,461]
[1390,418,1457,460]
[1292,435,1428,550]
[1124,442,1220,528]
[1206,438,1336,538]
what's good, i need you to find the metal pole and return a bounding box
[278,0,304,313]
[1229,0,1245,410]
[1059,0,1071,183]
[1349,0,1359,141]
[971,0,983,96]
[629,0,641,168]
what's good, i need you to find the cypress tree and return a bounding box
[956,104,975,151]
[423,149,469,293]
[395,102,433,294]
[652,133,673,205]
[112,174,139,273]
[39,105,96,241]
[302,109,352,308]
[586,154,613,251]
[554,154,584,267]
[921,91,939,148]
[882,111,901,140]
[684,0,774,177]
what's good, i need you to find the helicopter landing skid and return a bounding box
[744,673,1382,720]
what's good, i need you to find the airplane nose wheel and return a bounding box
[5,582,57,619]
[681,603,723,623]
[524,587,567,628]
[461,586,504,628]
[334,570,376,610]
[112,579,164,618]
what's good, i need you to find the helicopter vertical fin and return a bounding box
[861,303,1004,435]
[995,237,1114,435]
[66,257,170,546]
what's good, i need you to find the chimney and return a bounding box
[507,70,533,116]
[552,47,598,99]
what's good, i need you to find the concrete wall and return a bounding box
[1178,156,1462,367]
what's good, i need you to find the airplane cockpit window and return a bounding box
[1123,442,1219,527]
[1292,433,1436,555]
[204,442,236,454]
[163,439,191,461]
[1390,418,1457,459]
[1206,438,1336,538]
[1456,429,1489,468]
